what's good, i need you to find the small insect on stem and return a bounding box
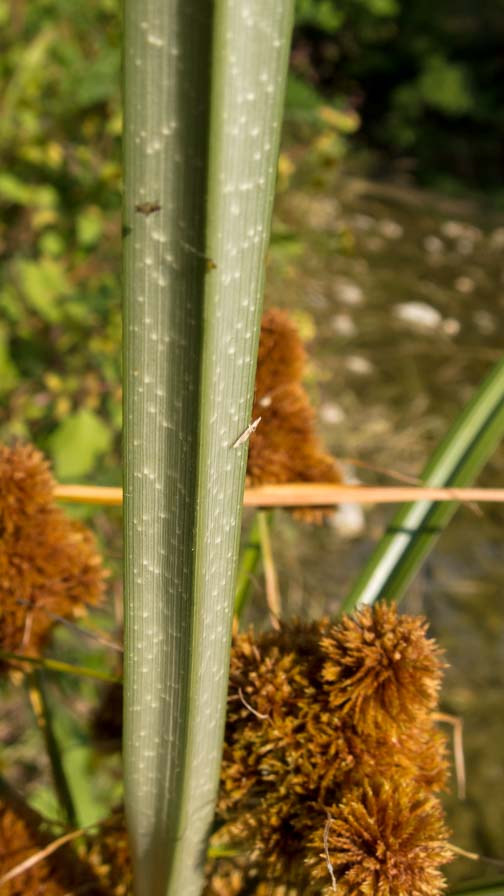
[135,201,161,216]
[232,416,262,448]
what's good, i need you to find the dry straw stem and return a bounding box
[54,481,504,507]
[0,827,85,890]
[0,778,105,895]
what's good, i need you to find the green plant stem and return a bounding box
[122,3,294,895]
[0,649,121,683]
[342,356,504,611]
[234,512,262,619]
[27,670,77,828]
[257,510,282,625]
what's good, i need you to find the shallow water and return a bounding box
[257,171,504,886]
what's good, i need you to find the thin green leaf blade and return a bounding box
[342,356,504,612]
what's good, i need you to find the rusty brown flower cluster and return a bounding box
[247,308,342,522]
[211,603,452,895]
[0,442,106,667]
[23,605,452,896]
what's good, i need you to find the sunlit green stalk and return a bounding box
[27,670,77,827]
[234,512,262,619]
[342,357,504,611]
[0,649,120,683]
[122,3,294,895]
[257,510,282,624]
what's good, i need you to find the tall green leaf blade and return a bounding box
[342,356,504,612]
[122,3,294,895]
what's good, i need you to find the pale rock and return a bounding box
[473,310,495,334]
[394,301,442,330]
[330,313,357,337]
[378,218,403,239]
[345,355,374,375]
[320,402,346,425]
[328,502,365,538]
[454,276,475,294]
[333,279,364,306]
[424,235,444,254]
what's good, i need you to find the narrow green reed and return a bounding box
[342,356,504,612]
[122,3,294,895]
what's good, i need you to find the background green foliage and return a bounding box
[292,0,504,191]
[1,0,502,481]
[0,0,121,483]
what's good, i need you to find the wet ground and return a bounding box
[256,170,504,886]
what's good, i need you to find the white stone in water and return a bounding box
[424,235,444,254]
[334,279,364,306]
[331,313,357,337]
[352,213,375,231]
[456,238,474,256]
[473,310,496,334]
[328,502,365,538]
[441,220,467,239]
[319,402,346,425]
[345,355,374,375]
[489,227,504,250]
[394,301,442,329]
[442,317,461,336]
[378,218,403,239]
[454,276,475,294]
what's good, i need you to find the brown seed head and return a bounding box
[0,442,106,667]
[216,607,449,891]
[0,443,53,535]
[0,793,106,895]
[247,309,342,523]
[321,603,445,734]
[308,777,453,896]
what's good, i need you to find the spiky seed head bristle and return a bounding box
[321,603,445,735]
[307,776,453,896]
[0,442,106,667]
[247,309,342,523]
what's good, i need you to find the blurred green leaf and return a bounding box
[17,257,72,323]
[73,48,120,108]
[419,54,474,116]
[295,0,345,32]
[0,173,58,209]
[0,326,19,395]
[49,408,113,479]
[76,205,104,247]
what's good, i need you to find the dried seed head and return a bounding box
[0,793,105,895]
[0,443,53,534]
[308,776,453,896]
[86,811,132,896]
[247,309,342,523]
[321,603,445,735]
[0,442,106,667]
[216,606,450,891]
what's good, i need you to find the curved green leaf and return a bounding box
[342,356,504,611]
